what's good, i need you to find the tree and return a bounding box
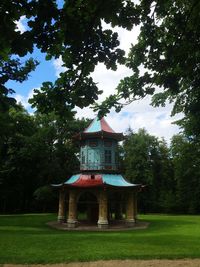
[0,0,141,116]
[0,0,39,111]
[171,134,200,214]
[0,57,38,112]
[123,128,175,213]
[156,139,176,213]
[0,105,37,212]
[29,0,141,115]
[98,0,200,137]
[0,103,89,213]
[2,1,199,125]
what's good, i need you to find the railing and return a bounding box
[80,162,118,171]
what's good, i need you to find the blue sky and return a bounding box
[11,15,182,143]
[7,47,56,111]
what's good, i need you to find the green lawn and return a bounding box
[0,214,200,264]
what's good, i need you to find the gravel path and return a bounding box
[3,259,200,267]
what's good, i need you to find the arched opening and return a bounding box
[77,192,99,224]
[108,192,126,221]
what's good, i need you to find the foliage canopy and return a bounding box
[0,0,140,116]
[1,0,200,135]
[98,0,200,137]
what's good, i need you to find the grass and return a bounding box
[0,213,200,264]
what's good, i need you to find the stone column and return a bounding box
[125,191,135,227]
[58,188,65,223]
[67,190,78,228]
[98,190,108,228]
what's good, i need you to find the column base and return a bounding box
[125,219,135,227]
[67,219,78,228]
[57,216,66,223]
[98,220,109,229]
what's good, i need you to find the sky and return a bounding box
[12,15,182,143]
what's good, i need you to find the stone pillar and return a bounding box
[67,190,78,228]
[58,188,65,223]
[125,191,135,227]
[98,190,108,228]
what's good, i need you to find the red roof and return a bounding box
[62,174,141,188]
[69,174,103,187]
[84,117,115,133]
[100,117,115,133]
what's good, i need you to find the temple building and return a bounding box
[53,117,142,229]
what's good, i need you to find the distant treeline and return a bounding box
[0,104,89,213]
[0,104,200,214]
[122,128,200,214]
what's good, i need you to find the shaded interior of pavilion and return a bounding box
[56,186,139,229]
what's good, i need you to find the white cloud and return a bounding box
[75,23,181,142]
[101,21,140,55]
[15,16,26,33]
[15,88,38,110]
[75,95,181,143]
[52,56,67,77]
[50,21,180,142]
[109,100,182,143]
[15,94,28,108]
[91,63,133,103]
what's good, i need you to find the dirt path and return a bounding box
[3,259,200,267]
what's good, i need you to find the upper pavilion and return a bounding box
[74,117,123,172]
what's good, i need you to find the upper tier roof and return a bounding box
[84,117,115,133]
[74,116,124,141]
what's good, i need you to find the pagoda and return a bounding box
[53,117,142,229]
